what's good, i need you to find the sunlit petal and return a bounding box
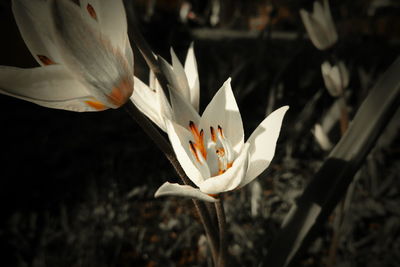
[0,65,106,111]
[169,85,201,127]
[166,120,209,186]
[131,77,166,130]
[184,42,200,112]
[50,0,133,108]
[155,182,218,202]
[12,0,61,66]
[171,48,191,100]
[159,56,191,102]
[200,78,244,154]
[199,143,250,194]
[243,106,289,186]
[79,0,128,51]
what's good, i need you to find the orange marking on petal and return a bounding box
[86,4,97,20]
[85,100,107,110]
[210,127,216,142]
[107,77,133,107]
[207,193,219,198]
[227,162,233,169]
[37,55,55,65]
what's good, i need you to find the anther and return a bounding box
[87,4,97,20]
[37,55,55,66]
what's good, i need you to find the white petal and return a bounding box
[159,56,191,102]
[125,37,134,70]
[0,65,105,112]
[169,85,201,127]
[79,0,128,51]
[184,43,200,111]
[312,124,333,151]
[50,0,133,108]
[155,182,218,202]
[131,77,167,130]
[322,0,338,44]
[171,48,191,100]
[300,9,328,50]
[338,61,349,90]
[199,78,244,154]
[321,61,341,97]
[199,143,250,194]
[243,106,289,186]
[166,120,209,186]
[12,0,61,66]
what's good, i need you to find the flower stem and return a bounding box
[123,101,219,263]
[215,198,227,267]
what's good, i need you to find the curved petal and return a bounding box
[300,9,327,50]
[169,85,201,127]
[159,56,191,102]
[199,143,250,194]
[155,182,218,202]
[130,77,167,130]
[166,120,209,186]
[321,61,340,97]
[322,0,338,44]
[199,78,244,154]
[243,106,289,186]
[12,0,61,66]
[79,0,128,51]
[312,124,333,151]
[184,42,200,111]
[0,65,106,112]
[50,0,133,108]
[171,48,191,101]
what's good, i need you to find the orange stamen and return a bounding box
[37,55,55,65]
[189,121,207,159]
[210,126,216,142]
[86,4,97,20]
[85,100,107,111]
[218,125,224,137]
[189,141,200,163]
[107,77,133,107]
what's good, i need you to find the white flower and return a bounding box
[155,78,288,202]
[300,0,338,50]
[0,0,134,111]
[321,61,349,97]
[131,44,199,131]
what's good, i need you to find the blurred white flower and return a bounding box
[321,61,349,97]
[132,44,199,132]
[155,78,288,202]
[0,0,134,111]
[312,123,333,151]
[300,0,338,50]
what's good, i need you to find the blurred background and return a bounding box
[0,0,399,266]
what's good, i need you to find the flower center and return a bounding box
[188,122,234,176]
